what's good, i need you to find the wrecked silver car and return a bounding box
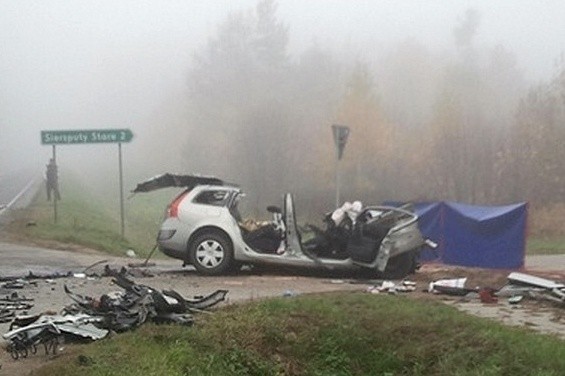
[133,173,435,279]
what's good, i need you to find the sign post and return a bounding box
[331,124,350,208]
[52,145,57,223]
[41,129,134,237]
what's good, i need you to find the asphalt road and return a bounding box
[0,240,562,278]
[0,241,185,277]
[524,254,565,273]
[0,242,127,277]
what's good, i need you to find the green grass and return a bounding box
[5,172,175,257]
[32,292,564,376]
[527,236,565,255]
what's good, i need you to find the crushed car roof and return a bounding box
[132,173,225,193]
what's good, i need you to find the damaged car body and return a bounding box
[133,173,436,279]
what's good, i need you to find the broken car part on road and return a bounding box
[502,272,565,305]
[428,272,565,307]
[3,267,228,360]
[0,293,34,324]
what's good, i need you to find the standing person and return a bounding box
[45,158,61,201]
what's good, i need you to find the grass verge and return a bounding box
[33,292,564,376]
[527,236,565,255]
[3,172,174,257]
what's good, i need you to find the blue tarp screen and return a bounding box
[402,201,527,269]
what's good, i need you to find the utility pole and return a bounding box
[331,125,350,208]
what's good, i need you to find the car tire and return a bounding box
[189,231,234,276]
[381,250,417,280]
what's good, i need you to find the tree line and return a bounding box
[146,1,565,218]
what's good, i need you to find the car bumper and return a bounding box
[159,245,188,261]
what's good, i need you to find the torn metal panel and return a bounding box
[505,272,565,306]
[0,271,73,283]
[56,323,108,340]
[0,292,34,324]
[62,268,228,332]
[0,309,15,324]
[163,289,229,311]
[496,284,544,297]
[132,173,225,193]
[3,322,60,360]
[507,272,564,290]
[3,270,228,360]
[428,278,469,294]
[0,292,34,302]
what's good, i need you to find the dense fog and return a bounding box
[1,1,565,217]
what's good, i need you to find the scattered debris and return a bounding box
[428,278,477,296]
[425,272,565,309]
[62,267,227,332]
[283,290,297,297]
[3,313,105,360]
[508,295,524,305]
[2,267,228,360]
[1,279,39,290]
[501,272,565,306]
[0,293,34,323]
[0,271,73,283]
[479,287,498,304]
[507,272,564,290]
[366,280,417,294]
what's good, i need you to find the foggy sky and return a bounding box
[1,0,564,177]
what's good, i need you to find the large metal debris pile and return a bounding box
[2,268,228,360]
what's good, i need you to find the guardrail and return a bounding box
[0,177,40,223]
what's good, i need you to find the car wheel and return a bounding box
[189,231,233,275]
[381,250,417,280]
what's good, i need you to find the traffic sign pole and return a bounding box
[118,143,125,237]
[335,152,340,209]
[331,125,350,208]
[52,145,57,224]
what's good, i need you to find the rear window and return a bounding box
[193,190,230,207]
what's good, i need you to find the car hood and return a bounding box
[132,173,225,193]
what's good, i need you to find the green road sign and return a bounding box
[41,129,134,145]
